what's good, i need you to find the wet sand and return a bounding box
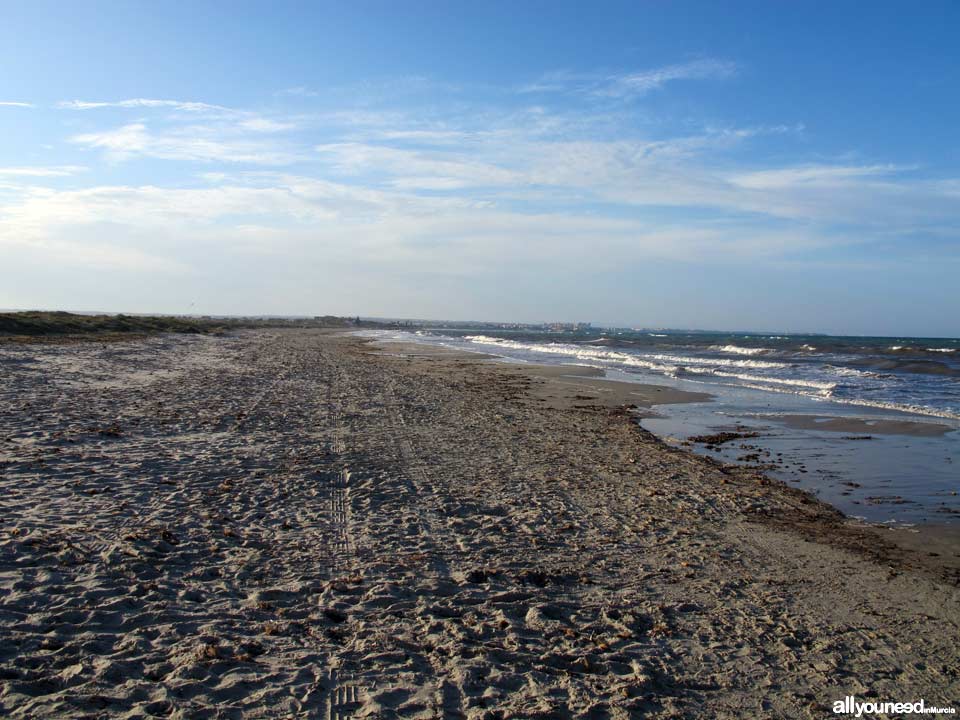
[763,414,954,437]
[1,329,958,718]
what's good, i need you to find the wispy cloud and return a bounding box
[304,116,958,234]
[58,98,232,113]
[5,79,957,314]
[0,101,34,108]
[371,129,472,145]
[518,59,738,99]
[59,98,300,161]
[276,86,318,98]
[599,59,737,98]
[70,122,294,165]
[728,164,905,190]
[0,173,834,278]
[238,117,297,133]
[514,71,584,95]
[48,88,958,234]
[316,142,521,189]
[0,166,86,177]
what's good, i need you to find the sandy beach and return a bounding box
[1,329,958,718]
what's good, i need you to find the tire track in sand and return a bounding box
[323,357,364,720]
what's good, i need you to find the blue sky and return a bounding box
[1,1,958,335]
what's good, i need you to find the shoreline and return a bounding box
[373,332,959,527]
[1,329,958,717]
[368,335,960,582]
[368,339,714,411]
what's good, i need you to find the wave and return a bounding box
[465,337,828,389]
[464,337,790,371]
[463,336,681,373]
[712,344,770,356]
[850,357,960,377]
[702,376,959,421]
[820,364,890,379]
[646,353,788,370]
[828,397,960,422]
[465,335,527,346]
[882,345,957,355]
[692,369,838,394]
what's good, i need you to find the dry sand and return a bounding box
[1,329,958,718]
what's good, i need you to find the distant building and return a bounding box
[545,322,592,332]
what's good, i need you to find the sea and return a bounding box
[359,327,960,526]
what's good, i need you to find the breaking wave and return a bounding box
[711,344,770,356]
[460,333,958,421]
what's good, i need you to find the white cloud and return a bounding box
[515,71,587,95]
[0,101,34,108]
[372,129,471,145]
[937,179,960,198]
[58,96,301,129]
[0,166,86,177]
[14,237,190,273]
[276,86,318,98]
[60,97,301,163]
[238,117,297,132]
[316,142,521,189]
[599,59,737,98]
[1,155,954,318]
[4,85,956,302]
[58,98,232,113]
[341,117,960,230]
[0,173,438,245]
[728,164,904,189]
[70,123,294,164]
[519,59,737,99]
[0,170,862,277]
[305,124,947,229]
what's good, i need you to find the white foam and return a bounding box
[644,352,789,370]
[821,364,884,379]
[712,344,769,356]
[700,370,838,394]
[829,397,960,422]
[464,337,789,372]
[463,337,680,373]
[927,348,957,353]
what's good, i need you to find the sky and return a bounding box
[1,1,958,336]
